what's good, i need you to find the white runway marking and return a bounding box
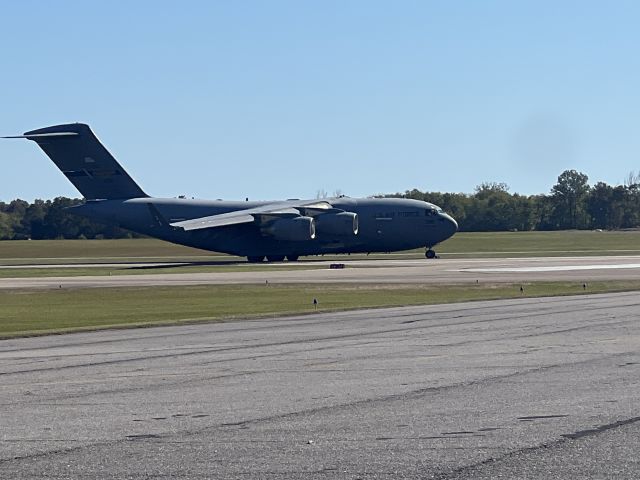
[463,263,640,273]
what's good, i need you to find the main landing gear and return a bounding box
[425,249,437,259]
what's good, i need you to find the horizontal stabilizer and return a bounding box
[2,132,79,139]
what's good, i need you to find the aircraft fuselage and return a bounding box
[71,196,457,257]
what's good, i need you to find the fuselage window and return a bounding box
[398,211,419,217]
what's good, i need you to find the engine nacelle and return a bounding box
[315,212,358,236]
[263,216,316,241]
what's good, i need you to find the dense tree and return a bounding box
[587,182,614,229]
[550,170,590,229]
[620,184,640,228]
[0,211,13,239]
[0,197,136,240]
[392,169,640,232]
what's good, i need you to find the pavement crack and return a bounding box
[0,440,116,466]
[517,414,568,421]
[433,414,640,479]
[4,298,633,378]
[175,352,630,439]
[562,416,640,440]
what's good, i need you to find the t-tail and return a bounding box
[6,123,147,200]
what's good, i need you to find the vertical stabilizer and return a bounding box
[18,123,148,200]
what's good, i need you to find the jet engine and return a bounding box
[315,212,358,236]
[263,216,316,241]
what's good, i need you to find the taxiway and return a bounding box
[3,255,640,289]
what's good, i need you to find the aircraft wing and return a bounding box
[170,200,335,231]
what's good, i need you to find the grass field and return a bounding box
[445,230,640,256]
[0,238,218,263]
[2,281,640,338]
[2,232,639,339]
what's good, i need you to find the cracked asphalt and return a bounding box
[1,292,640,478]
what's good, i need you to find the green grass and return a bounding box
[0,238,220,263]
[2,281,640,338]
[441,231,640,257]
[2,231,640,267]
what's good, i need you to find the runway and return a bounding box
[3,255,640,289]
[2,292,640,478]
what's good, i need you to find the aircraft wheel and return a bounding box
[266,255,285,262]
[286,255,299,262]
[247,255,265,263]
[425,249,436,259]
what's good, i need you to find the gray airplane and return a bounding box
[4,123,457,261]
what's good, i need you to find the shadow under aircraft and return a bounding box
[4,124,457,262]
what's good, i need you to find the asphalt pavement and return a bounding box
[2,292,640,478]
[3,255,640,289]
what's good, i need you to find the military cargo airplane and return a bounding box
[4,123,457,262]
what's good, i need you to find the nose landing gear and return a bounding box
[425,248,437,259]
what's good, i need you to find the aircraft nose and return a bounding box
[447,214,458,233]
[439,213,458,240]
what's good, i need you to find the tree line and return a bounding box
[392,170,640,231]
[0,197,136,240]
[1,169,639,239]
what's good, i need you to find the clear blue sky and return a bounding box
[2,1,639,202]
